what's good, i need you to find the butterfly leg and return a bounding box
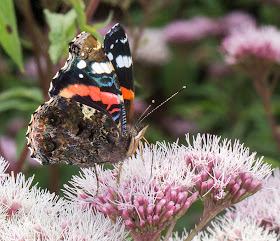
[142,137,150,147]
[93,163,99,195]
[140,137,154,177]
[117,161,124,184]
[139,136,150,163]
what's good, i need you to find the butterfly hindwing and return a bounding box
[27,96,128,165]
[104,24,134,123]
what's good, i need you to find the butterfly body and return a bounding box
[26,24,147,166]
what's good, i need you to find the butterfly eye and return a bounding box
[71,44,80,55]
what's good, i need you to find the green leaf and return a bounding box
[65,0,102,41]
[0,87,43,103]
[0,99,40,112]
[92,11,114,31]
[66,0,86,28]
[44,9,77,64]
[0,87,43,113]
[0,0,23,71]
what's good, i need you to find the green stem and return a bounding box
[14,144,29,175]
[251,68,280,154]
[163,220,177,241]
[184,205,226,241]
[85,0,99,23]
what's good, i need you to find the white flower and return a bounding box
[162,214,279,241]
[0,172,35,216]
[133,28,171,65]
[0,157,130,241]
[204,215,279,240]
[0,156,9,182]
[61,205,131,241]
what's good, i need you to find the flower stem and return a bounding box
[21,0,53,96]
[184,205,226,241]
[14,144,29,175]
[163,220,177,241]
[252,70,280,153]
[85,0,100,23]
[49,164,59,194]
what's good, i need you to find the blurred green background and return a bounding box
[1,0,280,235]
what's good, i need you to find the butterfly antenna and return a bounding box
[136,100,155,125]
[138,86,186,124]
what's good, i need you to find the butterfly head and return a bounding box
[126,124,149,158]
[69,32,104,61]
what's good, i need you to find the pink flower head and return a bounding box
[219,11,256,34]
[133,28,171,65]
[65,143,198,241]
[222,26,280,65]
[227,168,280,234]
[163,17,220,44]
[185,134,272,208]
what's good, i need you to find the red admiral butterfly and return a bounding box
[26,24,148,166]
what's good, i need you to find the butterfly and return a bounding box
[26,24,148,166]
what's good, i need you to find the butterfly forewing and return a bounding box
[49,32,126,132]
[104,24,134,123]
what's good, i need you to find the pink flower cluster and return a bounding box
[65,135,272,240]
[222,26,280,65]
[163,17,220,44]
[227,168,280,234]
[185,134,271,208]
[164,11,255,44]
[218,11,256,34]
[65,143,198,241]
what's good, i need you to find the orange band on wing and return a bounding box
[59,84,121,114]
[88,86,102,101]
[60,84,90,98]
[121,87,134,100]
[100,92,120,111]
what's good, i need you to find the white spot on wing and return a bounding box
[61,61,68,71]
[53,72,59,79]
[110,44,114,49]
[48,81,54,93]
[116,55,125,68]
[45,98,55,105]
[120,36,127,43]
[77,60,87,69]
[123,56,129,68]
[107,52,113,61]
[91,62,103,74]
[67,53,72,60]
[116,55,132,68]
[128,56,132,67]
[100,62,111,74]
[79,74,84,78]
[91,62,114,74]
